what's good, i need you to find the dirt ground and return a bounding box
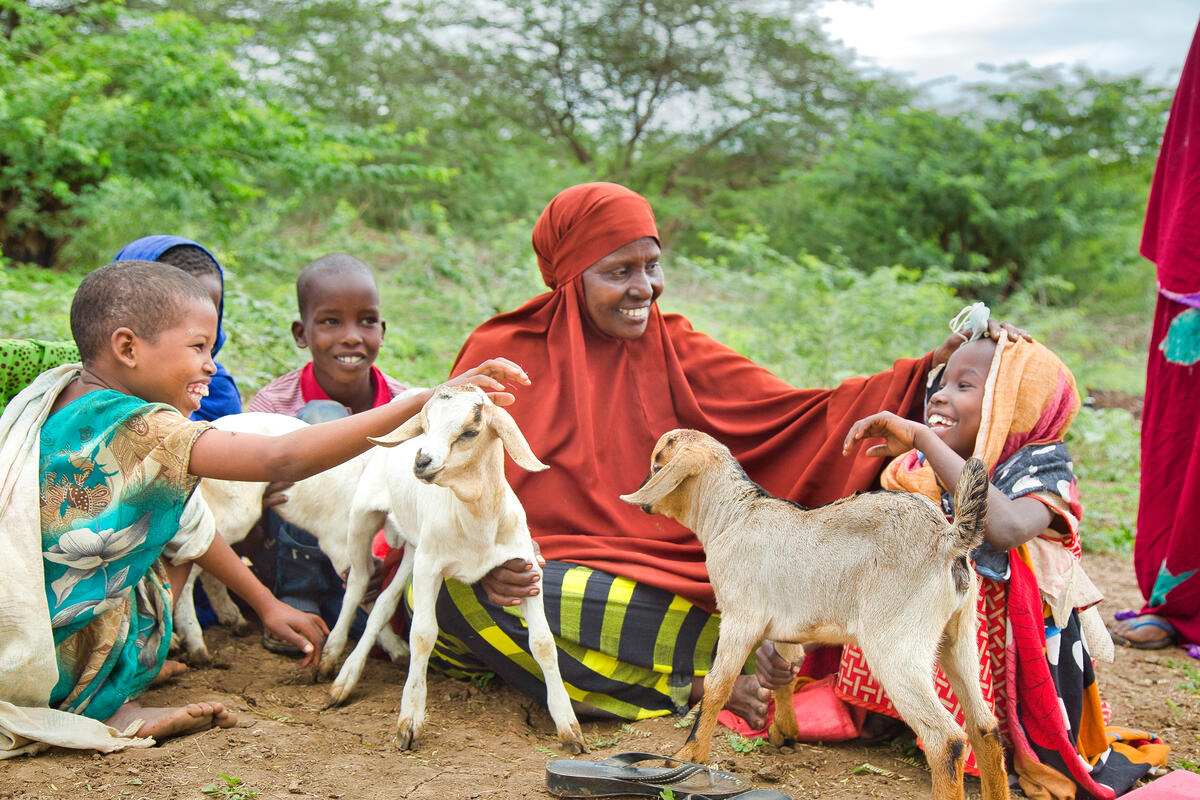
[3,552,1197,800]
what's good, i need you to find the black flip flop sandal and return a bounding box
[546,751,749,798]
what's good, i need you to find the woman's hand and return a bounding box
[479,540,544,606]
[445,358,531,407]
[754,640,802,690]
[843,411,928,458]
[259,600,329,668]
[931,317,1033,366]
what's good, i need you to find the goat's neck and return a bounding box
[679,462,754,547]
[446,438,508,521]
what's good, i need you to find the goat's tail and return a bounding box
[949,456,989,554]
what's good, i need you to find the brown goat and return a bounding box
[621,429,1008,800]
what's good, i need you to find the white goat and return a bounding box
[176,412,406,665]
[322,385,586,754]
[620,429,1008,800]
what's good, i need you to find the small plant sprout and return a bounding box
[200,774,260,800]
[725,731,766,754]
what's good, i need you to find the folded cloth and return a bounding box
[717,676,866,742]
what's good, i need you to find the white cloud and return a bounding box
[817,0,1198,89]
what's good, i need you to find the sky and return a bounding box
[816,0,1198,95]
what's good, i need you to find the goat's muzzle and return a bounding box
[412,451,441,482]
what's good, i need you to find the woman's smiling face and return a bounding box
[580,237,663,339]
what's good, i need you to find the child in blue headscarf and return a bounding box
[113,236,242,421]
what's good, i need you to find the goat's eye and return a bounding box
[457,429,479,441]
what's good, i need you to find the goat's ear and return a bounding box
[619,449,696,507]
[487,404,548,472]
[368,409,425,448]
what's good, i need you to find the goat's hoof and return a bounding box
[559,722,586,754]
[316,660,339,683]
[184,649,212,667]
[230,619,254,637]
[327,683,352,706]
[767,723,795,748]
[394,721,418,751]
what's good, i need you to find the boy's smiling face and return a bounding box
[927,337,995,459]
[291,270,385,407]
[127,296,219,415]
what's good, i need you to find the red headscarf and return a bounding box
[452,182,933,611]
[1142,18,1200,297]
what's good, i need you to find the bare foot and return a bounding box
[690,674,771,730]
[105,701,236,742]
[1110,613,1176,647]
[152,660,188,686]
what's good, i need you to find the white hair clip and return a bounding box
[948,302,990,342]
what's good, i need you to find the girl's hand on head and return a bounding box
[754,640,802,691]
[445,357,530,407]
[261,601,329,668]
[843,411,925,458]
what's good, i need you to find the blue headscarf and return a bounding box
[113,235,243,421]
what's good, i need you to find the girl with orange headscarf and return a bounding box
[405,182,995,723]
[840,330,1167,799]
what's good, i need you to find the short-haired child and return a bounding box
[114,235,243,421]
[840,330,1167,797]
[245,254,409,647]
[0,261,526,753]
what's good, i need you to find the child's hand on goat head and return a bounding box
[843,411,927,458]
[444,357,530,406]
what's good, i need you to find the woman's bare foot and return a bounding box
[1110,613,1176,648]
[105,701,236,741]
[690,675,772,729]
[152,660,188,685]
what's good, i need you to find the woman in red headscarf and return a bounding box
[1110,19,1200,655]
[410,182,994,723]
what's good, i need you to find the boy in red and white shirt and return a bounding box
[247,254,411,653]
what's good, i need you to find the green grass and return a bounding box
[1,218,1145,553]
[1165,659,1200,696]
[725,731,767,754]
[1068,407,1140,553]
[200,774,259,800]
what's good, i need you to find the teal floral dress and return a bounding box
[39,390,213,721]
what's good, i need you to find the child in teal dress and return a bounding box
[0,260,526,756]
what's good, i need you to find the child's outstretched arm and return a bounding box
[188,358,529,483]
[843,411,1053,551]
[193,536,329,667]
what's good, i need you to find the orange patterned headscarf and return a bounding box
[882,332,1081,499]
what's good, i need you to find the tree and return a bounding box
[443,0,904,192]
[734,66,1171,300]
[0,0,440,266]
